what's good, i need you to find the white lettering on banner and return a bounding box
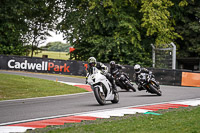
[15,62,20,69]
[45,62,48,70]
[36,64,41,70]
[27,63,36,70]
[8,60,15,68]
[42,61,45,70]
[7,59,48,71]
[21,60,27,69]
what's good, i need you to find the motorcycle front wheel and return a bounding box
[149,82,162,96]
[117,80,129,91]
[126,81,136,92]
[93,86,106,105]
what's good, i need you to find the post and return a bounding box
[151,44,155,68]
[171,42,176,69]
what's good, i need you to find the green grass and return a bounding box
[0,73,87,100]
[4,70,85,79]
[29,51,70,60]
[45,107,200,133]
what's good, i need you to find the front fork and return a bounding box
[148,80,160,90]
[92,85,104,94]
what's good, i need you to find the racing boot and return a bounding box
[112,83,118,93]
[138,84,145,91]
[138,87,145,91]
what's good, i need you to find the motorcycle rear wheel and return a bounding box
[93,86,106,105]
[111,92,119,103]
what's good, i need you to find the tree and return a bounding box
[57,0,152,66]
[57,0,186,66]
[2,0,197,67]
[171,0,200,58]
[0,0,28,55]
[0,0,61,56]
[23,0,62,57]
[140,0,181,46]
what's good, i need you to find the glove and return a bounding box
[149,71,152,75]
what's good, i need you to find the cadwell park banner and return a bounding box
[0,55,88,76]
[0,55,199,87]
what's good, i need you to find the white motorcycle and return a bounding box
[87,67,119,105]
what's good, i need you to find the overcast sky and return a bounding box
[39,31,66,47]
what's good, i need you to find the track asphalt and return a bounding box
[0,70,200,132]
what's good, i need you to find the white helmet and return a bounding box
[134,64,141,73]
[88,57,96,67]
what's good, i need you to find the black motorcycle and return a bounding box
[137,73,162,96]
[112,69,136,92]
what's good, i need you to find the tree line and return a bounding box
[0,0,199,67]
[41,42,71,52]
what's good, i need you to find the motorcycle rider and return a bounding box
[110,61,125,75]
[134,64,154,91]
[110,61,131,80]
[86,57,118,93]
[110,61,135,92]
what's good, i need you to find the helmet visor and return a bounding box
[135,68,140,73]
[89,62,95,67]
[110,64,115,68]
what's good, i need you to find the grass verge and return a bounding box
[0,70,85,79]
[0,73,87,101]
[30,106,200,133]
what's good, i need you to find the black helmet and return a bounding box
[88,57,96,67]
[110,61,115,68]
[134,64,141,73]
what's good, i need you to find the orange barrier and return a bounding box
[181,72,200,87]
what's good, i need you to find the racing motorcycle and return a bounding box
[87,67,119,105]
[137,73,162,96]
[112,69,136,92]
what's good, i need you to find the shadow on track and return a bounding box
[118,90,135,93]
[80,103,114,107]
[135,94,160,97]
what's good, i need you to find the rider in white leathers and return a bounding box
[86,57,117,93]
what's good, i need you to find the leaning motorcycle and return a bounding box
[137,73,162,96]
[112,69,136,92]
[87,67,119,105]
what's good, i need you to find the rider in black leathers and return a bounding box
[110,61,136,91]
[110,61,125,75]
[110,61,132,80]
[86,57,117,93]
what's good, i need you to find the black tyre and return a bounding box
[149,83,162,96]
[111,92,119,103]
[118,82,129,91]
[93,86,106,105]
[126,81,136,92]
